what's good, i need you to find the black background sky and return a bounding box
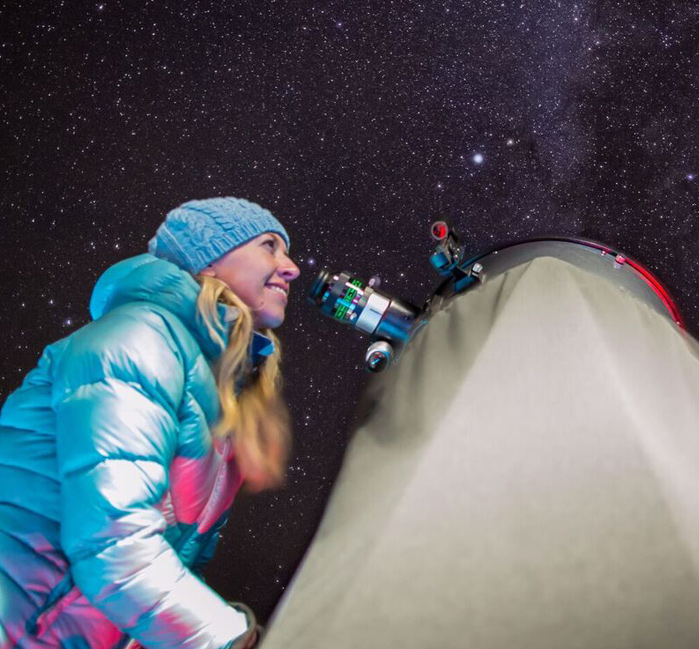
[1,0,698,623]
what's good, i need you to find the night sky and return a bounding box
[2,0,698,623]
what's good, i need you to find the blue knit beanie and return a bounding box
[148,197,291,274]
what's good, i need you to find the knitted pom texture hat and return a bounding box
[148,197,290,274]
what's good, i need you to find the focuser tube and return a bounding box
[307,269,422,371]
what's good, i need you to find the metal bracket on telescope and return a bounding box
[453,262,483,293]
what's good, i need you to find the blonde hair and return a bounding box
[195,274,291,492]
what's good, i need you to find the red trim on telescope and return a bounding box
[563,239,684,329]
[624,257,685,329]
[464,237,685,330]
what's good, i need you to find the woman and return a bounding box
[0,197,301,649]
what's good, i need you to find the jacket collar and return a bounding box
[251,329,275,362]
[89,254,275,364]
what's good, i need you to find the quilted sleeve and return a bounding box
[53,306,248,649]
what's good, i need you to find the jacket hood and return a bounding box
[89,254,274,362]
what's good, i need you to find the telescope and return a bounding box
[308,219,683,372]
[267,223,699,649]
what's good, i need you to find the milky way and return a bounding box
[1,1,698,620]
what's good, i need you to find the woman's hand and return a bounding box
[227,602,263,649]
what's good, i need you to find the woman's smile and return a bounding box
[265,282,289,302]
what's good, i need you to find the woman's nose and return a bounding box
[279,259,301,281]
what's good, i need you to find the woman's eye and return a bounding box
[263,239,276,249]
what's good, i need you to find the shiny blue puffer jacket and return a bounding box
[0,254,272,649]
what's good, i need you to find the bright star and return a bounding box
[473,154,484,164]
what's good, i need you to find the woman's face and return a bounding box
[201,232,300,330]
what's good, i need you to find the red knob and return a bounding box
[431,221,448,240]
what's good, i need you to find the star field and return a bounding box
[1,0,698,622]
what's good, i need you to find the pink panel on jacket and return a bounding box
[169,451,220,525]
